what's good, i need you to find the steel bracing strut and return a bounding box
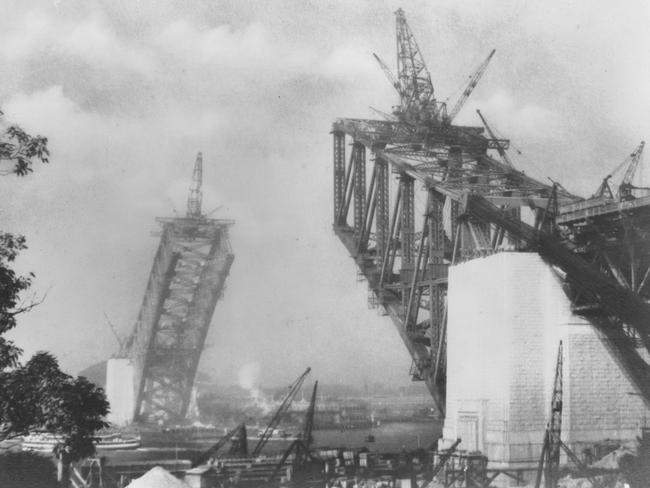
[332,8,650,415]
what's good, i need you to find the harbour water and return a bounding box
[311,421,441,452]
[113,421,443,464]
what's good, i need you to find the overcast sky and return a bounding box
[2,0,650,388]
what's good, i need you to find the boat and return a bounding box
[249,428,299,441]
[21,430,141,453]
[267,428,288,439]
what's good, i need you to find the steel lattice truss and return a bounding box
[332,12,650,416]
[127,154,235,422]
[128,216,234,422]
[332,118,565,415]
[333,118,650,416]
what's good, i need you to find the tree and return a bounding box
[0,352,109,459]
[0,109,49,176]
[0,110,109,466]
[0,110,50,369]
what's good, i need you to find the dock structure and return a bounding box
[127,153,234,422]
[332,8,650,468]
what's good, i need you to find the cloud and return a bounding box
[0,6,403,386]
[1,10,53,61]
[3,1,649,390]
[4,85,105,186]
[1,10,151,74]
[457,90,561,139]
[60,17,153,73]
[158,20,303,71]
[319,44,377,81]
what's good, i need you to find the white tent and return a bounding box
[125,466,190,488]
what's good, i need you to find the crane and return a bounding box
[618,141,645,201]
[372,8,445,125]
[227,423,248,457]
[476,109,513,167]
[373,53,401,96]
[422,438,462,488]
[373,9,495,129]
[535,341,563,488]
[302,381,318,449]
[266,382,320,485]
[394,8,436,119]
[593,174,614,199]
[447,50,496,123]
[593,142,646,201]
[103,312,129,358]
[251,367,311,457]
[266,439,320,485]
[193,422,247,467]
[186,152,203,218]
[535,342,605,488]
[369,106,399,123]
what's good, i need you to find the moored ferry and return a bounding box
[21,430,141,452]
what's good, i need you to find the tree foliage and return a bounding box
[0,111,109,462]
[0,109,49,366]
[0,109,49,176]
[0,353,109,461]
[0,233,31,370]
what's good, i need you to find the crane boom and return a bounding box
[187,152,203,218]
[227,423,248,457]
[548,341,563,487]
[447,49,496,123]
[252,367,311,457]
[373,53,402,95]
[394,8,436,115]
[193,422,246,467]
[593,174,614,199]
[476,109,513,167]
[535,342,605,488]
[303,381,318,449]
[618,141,645,200]
[430,439,461,480]
[534,342,562,488]
[103,312,128,357]
[266,440,315,483]
[369,106,399,122]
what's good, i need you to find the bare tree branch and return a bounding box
[8,287,50,318]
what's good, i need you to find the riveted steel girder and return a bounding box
[130,217,234,422]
